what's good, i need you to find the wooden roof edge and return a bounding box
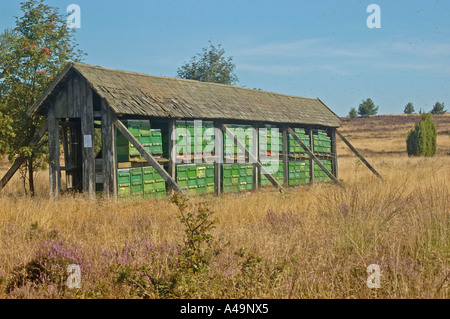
[27,62,75,115]
[70,62,321,102]
[316,97,342,127]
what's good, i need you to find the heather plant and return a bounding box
[6,237,89,295]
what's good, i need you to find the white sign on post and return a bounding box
[84,135,92,148]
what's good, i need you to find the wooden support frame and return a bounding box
[48,102,61,198]
[113,116,185,194]
[214,123,223,195]
[330,129,338,178]
[336,130,383,180]
[252,124,259,191]
[101,99,117,197]
[168,119,176,180]
[221,124,284,192]
[0,122,48,193]
[80,80,95,198]
[287,127,342,187]
[282,127,289,188]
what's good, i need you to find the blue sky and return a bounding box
[1,0,449,116]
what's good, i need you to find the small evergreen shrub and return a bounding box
[406,114,437,156]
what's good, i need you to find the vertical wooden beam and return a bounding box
[331,128,338,179]
[252,124,259,191]
[309,128,314,184]
[48,102,60,198]
[282,127,289,188]
[168,119,176,180]
[80,80,95,198]
[61,121,70,190]
[101,99,117,197]
[214,122,223,195]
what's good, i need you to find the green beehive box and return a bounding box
[197,185,206,195]
[140,134,151,144]
[131,182,143,195]
[232,176,239,185]
[187,185,198,195]
[205,165,214,177]
[223,166,232,178]
[118,169,131,185]
[238,183,247,192]
[188,178,197,187]
[177,165,188,179]
[197,178,206,186]
[152,143,163,155]
[118,184,131,197]
[206,184,215,194]
[223,176,232,186]
[142,167,154,181]
[231,165,240,177]
[177,178,188,188]
[155,180,165,191]
[187,165,197,178]
[197,165,206,178]
[144,180,155,192]
[223,185,232,193]
[130,168,143,183]
[155,189,166,199]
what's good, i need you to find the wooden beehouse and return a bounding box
[2,62,383,199]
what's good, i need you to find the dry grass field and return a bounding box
[0,114,448,299]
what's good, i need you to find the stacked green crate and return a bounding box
[143,166,166,199]
[117,120,163,162]
[259,125,282,156]
[176,121,215,158]
[288,160,310,186]
[224,125,253,159]
[130,168,144,197]
[314,160,333,182]
[117,169,131,198]
[222,163,253,193]
[313,130,332,155]
[260,160,284,187]
[289,128,310,156]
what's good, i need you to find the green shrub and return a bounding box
[406,114,437,157]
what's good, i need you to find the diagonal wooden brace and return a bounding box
[335,130,383,180]
[222,124,284,192]
[287,127,343,187]
[113,116,185,195]
[0,122,49,193]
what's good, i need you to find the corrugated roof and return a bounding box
[29,62,341,127]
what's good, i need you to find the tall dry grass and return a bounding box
[0,155,448,299]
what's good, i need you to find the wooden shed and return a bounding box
[2,62,361,199]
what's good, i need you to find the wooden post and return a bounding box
[80,80,95,198]
[287,127,342,187]
[0,122,48,193]
[222,124,284,192]
[309,128,314,184]
[113,116,185,194]
[61,121,70,190]
[214,122,223,195]
[101,99,117,197]
[336,130,383,180]
[168,120,176,180]
[282,127,289,188]
[331,129,338,179]
[48,102,61,198]
[253,124,259,191]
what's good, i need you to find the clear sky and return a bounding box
[1,0,449,116]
